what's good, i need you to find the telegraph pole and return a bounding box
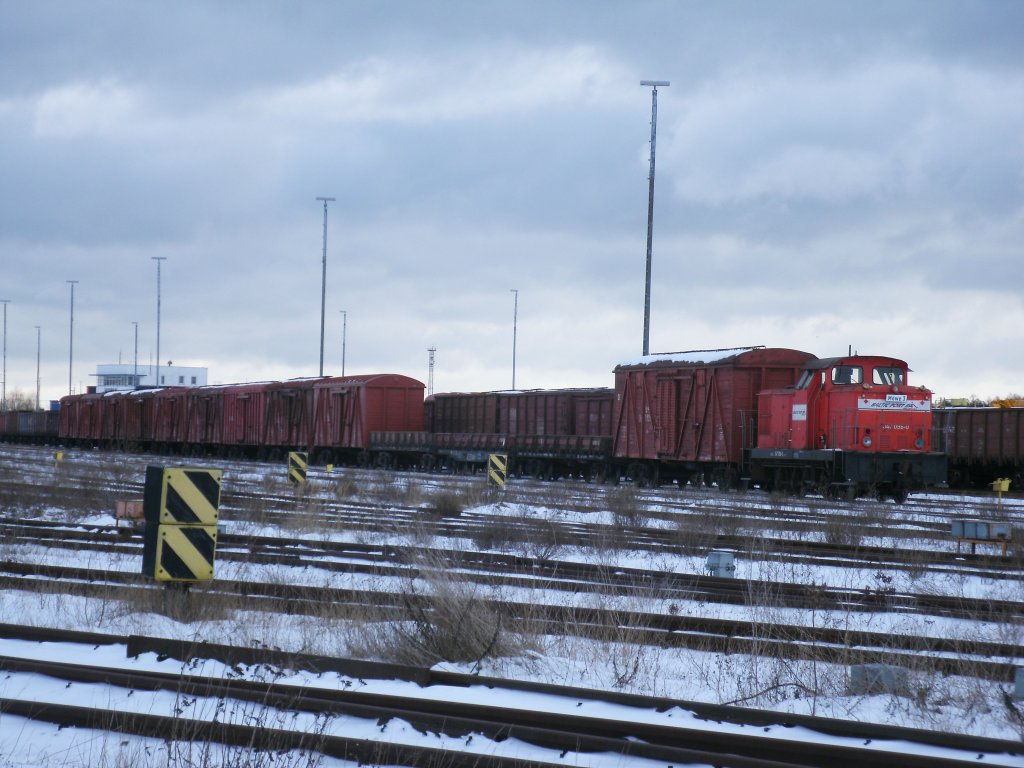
[316,196,335,377]
[640,80,669,356]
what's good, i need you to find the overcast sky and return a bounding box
[2,1,1022,405]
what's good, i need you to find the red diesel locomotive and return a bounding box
[750,355,946,501]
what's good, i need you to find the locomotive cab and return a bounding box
[750,355,947,501]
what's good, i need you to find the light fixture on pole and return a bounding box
[132,321,139,389]
[640,79,669,356]
[152,257,166,387]
[0,299,9,412]
[66,280,78,395]
[510,288,518,390]
[34,325,40,410]
[339,310,347,377]
[316,196,335,377]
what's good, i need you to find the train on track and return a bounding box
[5,346,1003,501]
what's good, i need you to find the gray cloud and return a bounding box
[1,0,1022,405]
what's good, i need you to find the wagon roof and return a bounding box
[615,346,815,369]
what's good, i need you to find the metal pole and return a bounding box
[316,196,335,377]
[152,257,166,387]
[427,347,436,396]
[510,288,518,390]
[66,281,78,395]
[640,80,669,356]
[0,299,9,412]
[34,325,40,410]
[132,321,138,388]
[340,310,347,377]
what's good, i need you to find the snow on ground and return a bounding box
[1,446,1023,765]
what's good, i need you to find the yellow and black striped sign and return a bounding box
[288,451,308,484]
[142,465,222,583]
[148,524,218,582]
[488,453,508,487]
[143,466,222,526]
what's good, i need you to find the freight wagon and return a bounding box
[933,407,1024,488]
[374,387,615,477]
[57,374,424,462]
[611,347,814,489]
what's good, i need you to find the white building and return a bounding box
[93,363,209,393]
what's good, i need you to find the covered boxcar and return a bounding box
[613,347,815,488]
[58,373,425,462]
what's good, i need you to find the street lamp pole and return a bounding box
[640,80,669,356]
[152,257,166,388]
[0,299,9,412]
[34,325,40,410]
[340,310,347,377]
[132,321,139,389]
[316,196,335,377]
[510,288,518,390]
[66,281,78,395]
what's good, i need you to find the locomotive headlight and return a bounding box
[915,438,924,449]
[862,435,873,447]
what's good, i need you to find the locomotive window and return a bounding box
[796,370,815,389]
[831,365,862,385]
[873,367,905,385]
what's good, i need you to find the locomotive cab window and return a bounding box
[795,369,816,389]
[831,365,862,385]
[872,367,905,386]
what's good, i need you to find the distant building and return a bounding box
[93,363,208,393]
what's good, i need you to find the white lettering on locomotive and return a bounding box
[857,397,930,411]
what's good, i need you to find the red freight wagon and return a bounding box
[573,389,615,437]
[185,387,225,447]
[59,392,106,442]
[220,383,271,450]
[499,390,576,436]
[312,374,424,458]
[613,347,815,486]
[149,388,189,445]
[933,407,1024,488]
[264,379,316,449]
[426,392,500,434]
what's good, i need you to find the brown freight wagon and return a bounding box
[311,374,425,461]
[613,347,816,487]
[59,392,106,442]
[425,391,500,434]
[498,388,614,436]
[932,407,1024,488]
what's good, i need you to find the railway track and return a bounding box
[1,623,1021,768]
[0,558,1019,683]
[3,516,1021,615]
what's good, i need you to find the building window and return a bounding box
[161,375,165,384]
[178,375,185,384]
[191,376,197,384]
